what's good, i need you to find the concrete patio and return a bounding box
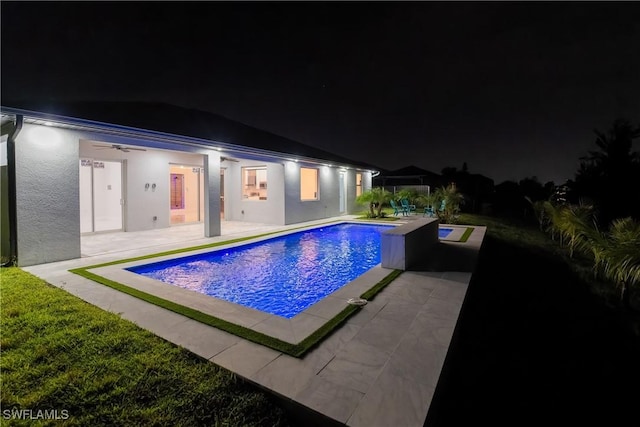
[22,215,486,426]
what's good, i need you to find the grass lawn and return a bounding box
[0,267,289,426]
[426,214,640,426]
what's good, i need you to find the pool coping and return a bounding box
[91,258,394,347]
[76,221,473,348]
[69,220,399,352]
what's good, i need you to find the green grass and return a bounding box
[0,267,288,426]
[457,226,474,243]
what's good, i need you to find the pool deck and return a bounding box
[22,215,486,426]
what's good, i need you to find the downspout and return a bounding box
[3,114,22,266]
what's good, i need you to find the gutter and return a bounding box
[3,114,22,266]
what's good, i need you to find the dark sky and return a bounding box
[2,2,639,184]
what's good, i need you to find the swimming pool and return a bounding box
[439,227,453,238]
[128,223,394,318]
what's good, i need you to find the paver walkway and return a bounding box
[23,216,485,426]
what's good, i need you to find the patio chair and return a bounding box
[401,199,416,215]
[423,206,435,217]
[390,200,408,216]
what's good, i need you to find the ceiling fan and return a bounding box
[92,144,147,152]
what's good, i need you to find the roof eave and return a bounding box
[1,106,378,172]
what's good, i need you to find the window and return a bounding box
[242,166,267,200]
[170,174,185,209]
[356,173,363,197]
[300,167,319,200]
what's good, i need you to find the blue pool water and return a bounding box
[439,227,453,238]
[128,223,394,318]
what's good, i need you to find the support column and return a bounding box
[203,151,221,237]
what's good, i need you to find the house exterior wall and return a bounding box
[15,124,82,266]
[10,118,373,265]
[283,162,331,224]
[79,141,205,232]
[282,163,372,224]
[13,124,221,265]
[222,159,285,225]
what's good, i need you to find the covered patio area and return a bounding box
[81,220,290,258]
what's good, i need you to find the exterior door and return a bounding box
[79,159,124,233]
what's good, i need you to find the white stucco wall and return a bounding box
[15,124,81,266]
[14,124,223,265]
[222,159,285,225]
[282,162,372,224]
[12,120,374,265]
[283,162,332,224]
[79,141,205,231]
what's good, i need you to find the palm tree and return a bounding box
[554,202,597,257]
[590,218,640,308]
[416,192,436,210]
[396,188,419,205]
[356,187,393,218]
[541,194,639,309]
[551,209,640,309]
[433,184,463,224]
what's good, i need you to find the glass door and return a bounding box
[170,164,204,224]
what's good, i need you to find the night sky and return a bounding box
[2,1,639,184]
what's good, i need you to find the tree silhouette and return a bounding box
[574,118,640,226]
